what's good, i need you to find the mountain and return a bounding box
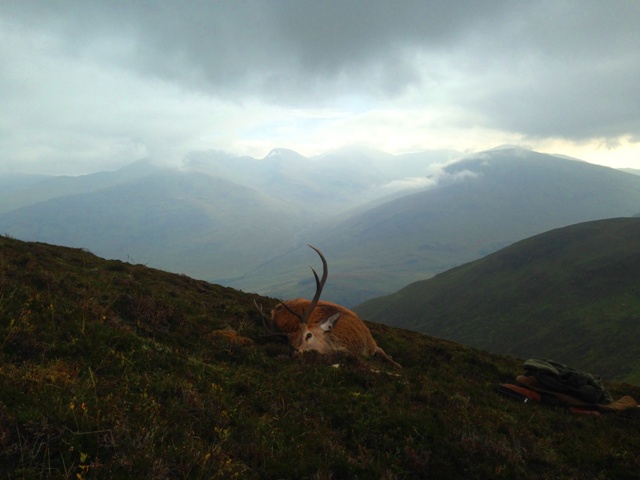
[0,148,456,282]
[0,173,51,195]
[1,235,639,478]
[0,159,161,214]
[355,217,640,384]
[233,149,640,306]
[183,147,458,216]
[0,170,307,280]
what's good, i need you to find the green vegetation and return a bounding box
[1,235,639,478]
[356,218,640,384]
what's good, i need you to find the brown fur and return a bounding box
[271,298,401,369]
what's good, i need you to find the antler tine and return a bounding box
[253,299,288,337]
[300,244,328,324]
[279,300,304,321]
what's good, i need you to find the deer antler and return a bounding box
[300,244,328,324]
[254,245,328,333]
[253,299,288,337]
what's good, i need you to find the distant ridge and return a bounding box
[0,170,306,280]
[355,217,640,384]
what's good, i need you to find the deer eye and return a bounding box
[305,332,313,341]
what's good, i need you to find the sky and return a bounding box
[1,0,639,175]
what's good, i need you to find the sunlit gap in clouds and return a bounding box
[533,137,640,170]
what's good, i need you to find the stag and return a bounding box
[256,245,401,369]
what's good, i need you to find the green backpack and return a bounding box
[523,359,613,405]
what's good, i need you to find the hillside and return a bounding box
[355,217,640,384]
[0,160,161,215]
[1,235,639,478]
[232,149,640,306]
[0,170,307,280]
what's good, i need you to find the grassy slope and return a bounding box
[355,218,640,384]
[1,236,639,479]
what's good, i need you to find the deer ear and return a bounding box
[319,313,340,332]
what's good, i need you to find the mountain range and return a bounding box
[2,147,640,306]
[230,148,640,306]
[183,147,459,215]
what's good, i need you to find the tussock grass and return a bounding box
[1,236,638,478]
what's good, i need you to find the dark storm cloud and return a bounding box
[1,0,515,100]
[455,1,640,141]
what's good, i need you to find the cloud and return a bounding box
[1,1,639,173]
[383,176,437,191]
[445,2,640,141]
[2,1,512,102]
[382,159,481,193]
